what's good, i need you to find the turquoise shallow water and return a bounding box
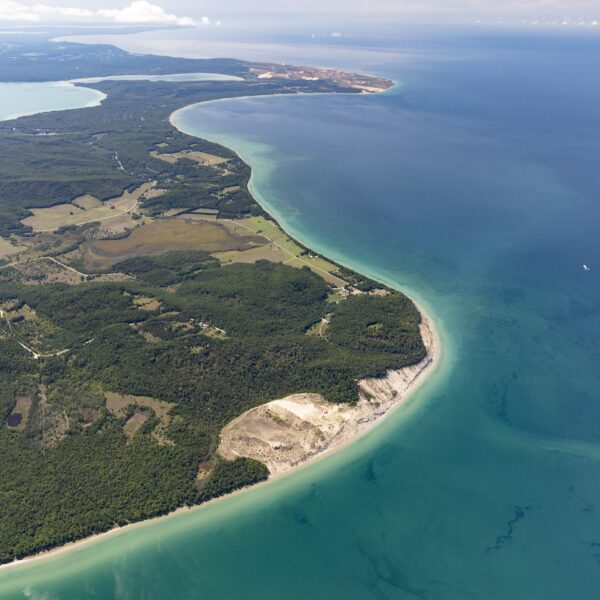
[0,82,104,121]
[2,32,600,598]
[0,74,239,122]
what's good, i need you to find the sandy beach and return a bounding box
[1,85,437,572]
[219,315,437,474]
[1,306,439,572]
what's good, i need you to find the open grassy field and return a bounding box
[220,217,348,286]
[0,256,132,287]
[0,238,25,260]
[22,181,155,233]
[216,186,240,197]
[191,208,220,216]
[72,194,103,210]
[5,395,32,430]
[124,412,149,438]
[2,258,84,285]
[214,244,290,265]
[132,295,162,312]
[83,218,263,270]
[150,149,229,166]
[105,392,175,444]
[235,216,302,254]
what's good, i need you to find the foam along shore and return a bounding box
[219,314,436,474]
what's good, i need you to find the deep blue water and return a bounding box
[1,30,600,599]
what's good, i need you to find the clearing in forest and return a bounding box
[83,218,264,270]
[105,392,175,444]
[218,217,347,286]
[5,395,32,430]
[22,181,155,232]
[150,149,229,166]
[0,238,25,260]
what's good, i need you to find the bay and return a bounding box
[0,73,242,122]
[0,81,104,121]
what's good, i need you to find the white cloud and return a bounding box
[34,4,93,18]
[0,1,201,25]
[0,0,40,20]
[96,1,196,26]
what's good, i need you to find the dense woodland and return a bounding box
[0,253,424,562]
[0,39,421,563]
[0,78,264,235]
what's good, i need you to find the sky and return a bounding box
[0,0,599,27]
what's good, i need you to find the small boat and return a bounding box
[583,264,591,272]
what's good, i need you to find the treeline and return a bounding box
[0,253,424,562]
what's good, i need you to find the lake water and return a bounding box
[1,30,600,599]
[0,82,104,121]
[0,74,242,122]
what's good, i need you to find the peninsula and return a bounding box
[0,36,434,565]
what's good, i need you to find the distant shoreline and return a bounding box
[0,81,106,122]
[0,79,440,573]
[168,84,394,127]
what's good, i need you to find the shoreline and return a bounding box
[0,81,106,123]
[0,310,440,573]
[168,85,392,128]
[219,315,437,474]
[1,82,440,573]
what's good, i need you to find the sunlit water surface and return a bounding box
[0,74,241,121]
[0,82,104,121]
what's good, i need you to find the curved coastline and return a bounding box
[168,83,396,123]
[0,85,442,574]
[0,81,106,122]
[0,314,441,575]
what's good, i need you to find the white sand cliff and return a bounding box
[0,314,437,572]
[219,316,436,474]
